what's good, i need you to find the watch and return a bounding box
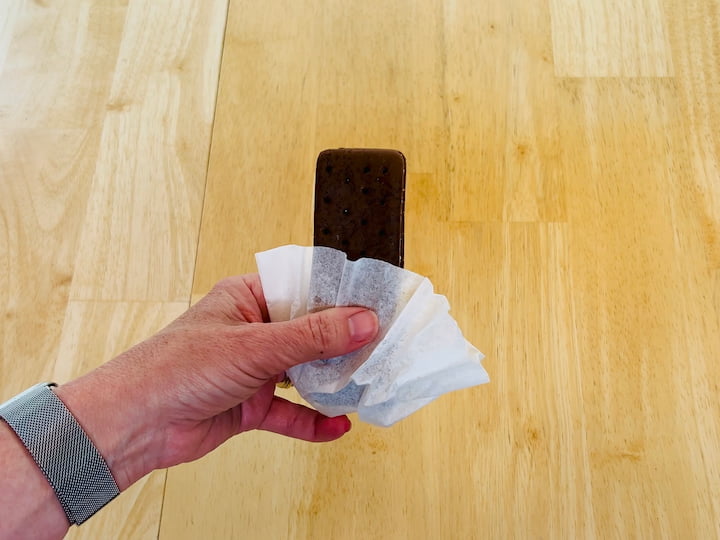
[0,382,120,525]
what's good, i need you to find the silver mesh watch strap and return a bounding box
[0,382,120,525]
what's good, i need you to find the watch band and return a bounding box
[0,382,120,525]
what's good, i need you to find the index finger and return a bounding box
[259,396,352,442]
[208,274,270,323]
[240,274,270,322]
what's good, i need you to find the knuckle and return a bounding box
[227,325,276,379]
[211,277,234,293]
[305,314,338,354]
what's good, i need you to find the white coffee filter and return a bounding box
[256,245,489,426]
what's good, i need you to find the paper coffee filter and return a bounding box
[292,246,426,394]
[304,306,487,427]
[255,245,489,426]
[349,278,440,387]
[255,244,313,321]
[360,303,477,404]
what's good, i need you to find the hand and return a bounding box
[54,275,379,490]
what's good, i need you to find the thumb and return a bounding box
[251,307,379,375]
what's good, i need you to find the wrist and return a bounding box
[54,365,158,491]
[0,421,69,538]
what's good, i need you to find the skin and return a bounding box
[0,275,379,539]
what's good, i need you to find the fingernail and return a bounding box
[348,310,378,343]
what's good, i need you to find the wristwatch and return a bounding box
[0,382,120,525]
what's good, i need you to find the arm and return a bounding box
[0,275,378,539]
[0,422,69,538]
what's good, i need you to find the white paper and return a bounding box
[256,245,489,426]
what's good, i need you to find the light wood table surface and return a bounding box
[1,1,719,538]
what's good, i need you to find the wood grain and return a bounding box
[2,0,720,538]
[444,1,568,222]
[0,1,22,78]
[666,0,720,270]
[0,0,126,395]
[69,0,227,302]
[550,0,674,77]
[166,0,720,539]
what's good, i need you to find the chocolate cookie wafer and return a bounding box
[313,148,406,267]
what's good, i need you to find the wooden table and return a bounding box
[1,1,718,538]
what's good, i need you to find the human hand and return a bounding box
[54,275,379,491]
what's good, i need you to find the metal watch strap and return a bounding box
[0,382,120,525]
